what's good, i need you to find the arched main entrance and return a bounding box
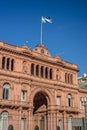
[33,91,48,130]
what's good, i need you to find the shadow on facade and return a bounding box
[33,91,48,130]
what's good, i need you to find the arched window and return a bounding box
[0,111,8,130]
[2,57,5,69]
[67,94,72,107]
[7,58,10,70]
[45,67,48,78]
[2,83,10,100]
[11,59,14,71]
[31,64,34,75]
[36,65,39,76]
[41,66,44,78]
[50,69,52,79]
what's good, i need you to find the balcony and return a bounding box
[0,99,29,109]
[65,106,79,113]
[56,105,79,113]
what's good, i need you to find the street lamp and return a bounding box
[81,97,87,130]
[24,113,26,130]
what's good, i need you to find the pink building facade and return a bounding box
[0,41,86,130]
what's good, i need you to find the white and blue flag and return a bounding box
[41,16,52,23]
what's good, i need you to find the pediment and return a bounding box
[33,44,51,57]
[35,105,46,113]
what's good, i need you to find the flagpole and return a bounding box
[40,17,43,45]
[40,16,52,45]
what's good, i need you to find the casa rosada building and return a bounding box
[0,41,87,130]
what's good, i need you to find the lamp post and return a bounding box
[24,113,26,130]
[81,97,87,130]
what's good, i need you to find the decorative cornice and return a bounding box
[0,42,79,72]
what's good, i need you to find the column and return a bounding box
[39,65,41,77]
[50,113,53,130]
[52,69,56,80]
[19,107,22,130]
[68,117,72,130]
[28,108,33,130]
[53,113,57,130]
[44,114,46,130]
[34,65,36,76]
[48,68,50,79]
[28,63,30,75]
[44,67,46,78]
[63,111,67,130]
[48,113,51,130]
[5,57,7,70]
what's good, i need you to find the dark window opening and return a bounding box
[41,66,44,78]
[11,59,14,71]
[31,64,34,75]
[36,65,39,76]
[68,95,72,107]
[8,125,14,130]
[7,58,10,70]
[34,125,39,130]
[68,98,71,107]
[65,73,67,83]
[45,67,48,78]
[2,57,5,69]
[50,69,52,79]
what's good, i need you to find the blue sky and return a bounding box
[0,0,87,76]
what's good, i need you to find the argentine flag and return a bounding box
[41,16,52,23]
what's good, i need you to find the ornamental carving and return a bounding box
[23,61,29,73]
[0,80,14,89]
[56,69,61,80]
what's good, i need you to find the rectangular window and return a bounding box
[21,91,27,101]
[56,96,61,105]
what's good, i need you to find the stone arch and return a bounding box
[30,87,55,107]
[1,110,8,115]
[0,81,14,89]
[33,91,48,113]
[0,111,8,130]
